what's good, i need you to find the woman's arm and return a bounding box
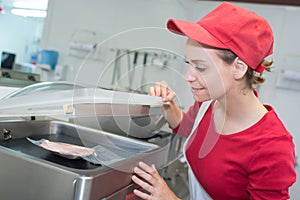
[149,81,183,129]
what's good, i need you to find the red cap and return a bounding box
[167,2,274,73]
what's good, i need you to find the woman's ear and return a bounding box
[232,57,248,79]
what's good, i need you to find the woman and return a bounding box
[131,2,296,199]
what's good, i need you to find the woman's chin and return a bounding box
[193,94,211,102]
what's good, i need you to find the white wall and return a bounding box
[40,1,300,197]
[0,11,44,63]
[40,0,193,108]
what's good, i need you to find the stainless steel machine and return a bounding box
[0,82,184,200]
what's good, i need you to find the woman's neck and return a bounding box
[213,89,268,135]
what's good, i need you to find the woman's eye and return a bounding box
[195,66,206,72]
[184,59,206,72]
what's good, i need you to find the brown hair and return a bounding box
[216,49,273,89]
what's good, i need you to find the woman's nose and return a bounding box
[184,66,196,82]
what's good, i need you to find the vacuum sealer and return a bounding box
[0,82,183,200]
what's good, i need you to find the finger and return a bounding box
[155,82,162,97]
[161,85,168,102]
[132,175,153,194]
[160,81,175,102]
[166,89,176,102]
[139,162,159,178]
[150,164,160,178]
[133,189,152,200]
[149,86,155,96]
[133,167,153,184]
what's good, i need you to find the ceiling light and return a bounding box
[13,0,48,10]
[11,8,47,18]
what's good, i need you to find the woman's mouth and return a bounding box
[191,87,204,94]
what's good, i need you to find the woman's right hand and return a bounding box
[149,81,182,129]
[149,81,176,103]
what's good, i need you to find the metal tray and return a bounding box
[0,134,100,169]
[0,120,158,168]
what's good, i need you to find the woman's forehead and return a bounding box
[185,42,219,61]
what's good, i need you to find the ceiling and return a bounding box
[2,0,300,12]
[3,0,300,8]
[209,0,300,7]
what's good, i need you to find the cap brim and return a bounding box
[167,19,227,49]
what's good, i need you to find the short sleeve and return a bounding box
[247,135,296,199]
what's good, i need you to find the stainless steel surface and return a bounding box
[72,115,166,139]
[3,81,84,99]
[0,81,167,138]
[0,69,40,87]
[70,103,167,138]
[0,83,167,139]
[0,82,178,199]
[0,120,169,200]
[162,158,190,200]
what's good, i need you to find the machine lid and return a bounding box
[0,81,167,117]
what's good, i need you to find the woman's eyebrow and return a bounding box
[191,59,206,63]
[184,56,206,63]
[186,59,207,65]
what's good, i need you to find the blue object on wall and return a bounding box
[37,50,59,70]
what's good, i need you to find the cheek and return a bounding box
[204,70,222,87]
[205,72,229,97]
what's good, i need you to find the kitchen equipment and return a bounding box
[1,51,15,69]
[111,49,121,86]
[37,49,59,70]
[0,82,183,200]
[0,82,167,138]
[140,52,148,94]
[129,51,138,91]
[0,120,168,200]
[0,68,40,87]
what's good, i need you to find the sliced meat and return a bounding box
[41,140,94,157]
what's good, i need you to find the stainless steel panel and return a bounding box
[0,120,168,200]
[70,103,166,138]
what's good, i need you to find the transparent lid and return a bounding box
[3,81,84,99]
[0,82,166,117]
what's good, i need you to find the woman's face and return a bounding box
[184,39,235,102]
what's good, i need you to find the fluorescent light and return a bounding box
[13,0,48,10]
[11,8,47,18]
